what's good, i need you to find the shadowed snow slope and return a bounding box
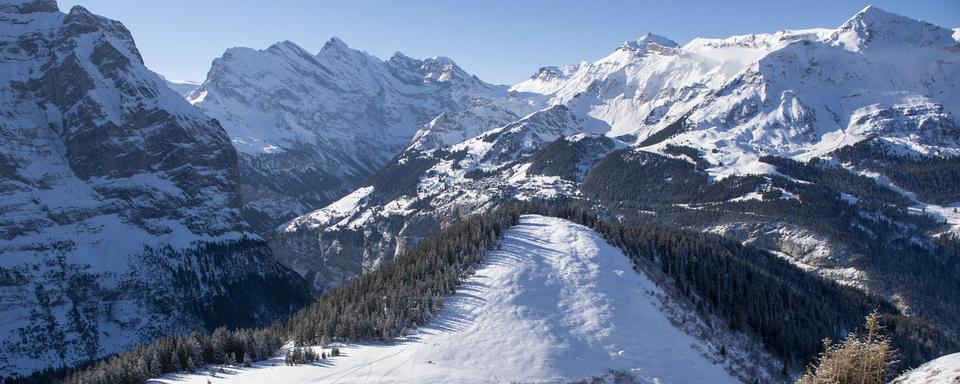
[155,215,739,383]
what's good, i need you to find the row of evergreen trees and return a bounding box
[60,327,284,384]
[284,345,341,365]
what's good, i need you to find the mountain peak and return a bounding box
[828,5,956,51]
[618,33,680,53]
[322,36,350,51]
[638,32,680,48]
[419,56,468,83]
[65,4,95,20]
[423,55,455,66]
[390,51,414,62]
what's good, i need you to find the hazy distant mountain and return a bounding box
[190,38,537,232]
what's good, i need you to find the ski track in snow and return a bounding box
[152,215,738,384]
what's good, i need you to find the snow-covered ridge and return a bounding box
[191,37,522,156]
[159,216,750,383]
[509,26,828,142]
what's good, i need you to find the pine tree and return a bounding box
[796,310,896,384]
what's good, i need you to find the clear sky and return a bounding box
[58,0,959,85]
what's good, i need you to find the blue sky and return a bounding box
[59,0,959,85]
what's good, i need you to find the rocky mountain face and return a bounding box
[189,38,538,232]
[0,0,308,377]
[270,6,960,337]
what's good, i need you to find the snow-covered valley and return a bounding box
[154,216,741,383]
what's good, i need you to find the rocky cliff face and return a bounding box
[0,1,308,377]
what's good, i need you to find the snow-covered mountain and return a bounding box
[189,38,537,231]
[511,30,832,142]
[510,7,959,177]
[158,216,780,383]
[271,5,960,336]
[660,6,960,178]
[0,0,308,377]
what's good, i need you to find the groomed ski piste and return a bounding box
[153,215,739,383]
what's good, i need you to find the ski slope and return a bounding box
[154,215,739,383]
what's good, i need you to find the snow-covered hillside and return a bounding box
[156,216,750,383]
[0,0,307,377]
[190,37,538,231]
[892,353,960,383]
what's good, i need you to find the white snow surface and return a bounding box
[892,353,960,384]
[157,215,739,383]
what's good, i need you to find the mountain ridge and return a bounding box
[189,35,538,232]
